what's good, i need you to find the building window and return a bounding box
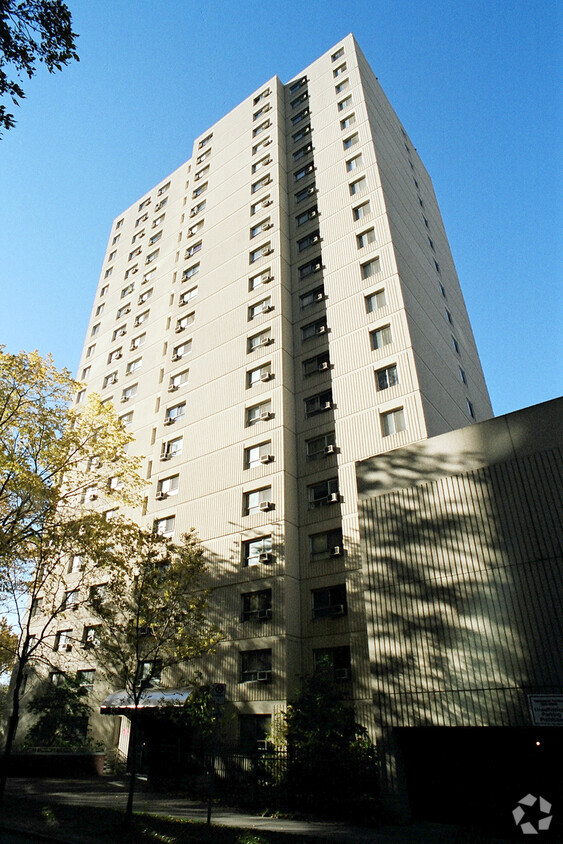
[243,535,272,567]
[68,554,84,574]
[353,200,371,221]
[119,411,133,426]
[104,268,112,278]
[381,407,406,437]
[179,286,198,306]
[130,332,146,350]
[63,589,79,609]
[306,431,336,461]
[81,366,91,380]
[240,649,272,683]
[103,372,118,389]
[157,475,179,498]
[451,335,460,354]
[356,228,375,249]
[293,142,313,162]
[124,265,138,280]
[296,205,318,227]
[343,132,358,150]
[91,323,100,337]
[361,257,380,279]
[445,308,453,324]
[198,133,213,149]
[299,285,324,309]
[138,288,152,305]
[149,231,162,246]
[459,366,467,385]
[247,363,272,387]
[249,269,273,291]
[246,400,272,426]
[194,164,209,181]
[349,176,366,195]
[145,249,159,264]
[108,250,117,262]
[154,516,175,537]
[128,247,141,261]
[331,47,344,62]
[290,91,308,109]
[75,389,86,405]
[95,303,105,316]
[121,383,138,402]
[153,213,166,228]
[335,78,349,94]
[86,344,96,358]
[307,477,339,508]
[252,138,271,156]
[295,186,316,206]
[131,229,144,244]
[302,351,330,377]
[169,369,189,390]
[340,113,356,130]
[297,230,320,252]
[305,389,333,417]
[172,340,192,360]
[136,213,148,227]
[161,436,183,460]
[370,324,392,350]
[310,528,343,560]
[54,629,73,652]
[467,399,476,419]
[239,715,272,752]
[312,584,347,619]
[30,597,43,618]
[138,197,151,211]
[291,107,310,126]
[249,243,273,264]
[301,317,327,340]
[82,626,100,649]
[375,364,398,390]
[165,403,186,423]
[248,330,272,352]
[250,196,271,216]
[250,219,272,238]
[248,297,272,319]
[346,154,362,172]
[338,95,352,112]
[365,289,386,312]
[244,441,272,468]
[243,487,272,516]
[252,120,271,137]
[313,646,351,681]
[241,589,272,622]
[115,218,123,229]
[126,357,142,375]
[50,671,65,686]
[251,155,271,174]
[117,303,131,319]
[155,197,168,212]
[294,163,314,182]
[190,200,206,217]
[292,124,311,143]
[121,283,135,298]
[253,88,270,105]
[333,62,347,77]
[75,669,96,692]
[434,259,441,273]
[288,75,307,94]
[253,103,271,120]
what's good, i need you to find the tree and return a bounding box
[0,348,143,802]
[23,674,92,749]
[0,0,79,136]
[0,617,17,678]
[87,526,221,827]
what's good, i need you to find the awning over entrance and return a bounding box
[100,687,192,714]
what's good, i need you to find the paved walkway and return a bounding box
[4,777,510,843]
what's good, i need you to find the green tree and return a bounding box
[23,675,92,749]
[0,349,143,802]
[87,526,221,827]
[0,617,17,678]
[0,0,79,135]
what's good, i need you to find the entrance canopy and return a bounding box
[100,687,192,714]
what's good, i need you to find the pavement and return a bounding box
[2,776,512,843]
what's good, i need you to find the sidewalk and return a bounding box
[3,776,511,843]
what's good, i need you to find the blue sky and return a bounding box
[0,0,560,416]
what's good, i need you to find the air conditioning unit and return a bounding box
[259,552,273,563]
[263,304,274,313]
[318,325,327,334]
[259,501,273,511]
[319,361,329,371]
[263,248,273,256]
[123,308,131,314]
[329,545,342,557]
[131,268,138,274]
[323,401,333,410]
[335,668,350,680]
[189,210,197,217]
[260,337,273,347]
[164,418,175,425]
[264,176,271,184]
[89,493,98,500]
[259,454,273,464]
[263,223,273,230]
[260,410,273,420]
[120,397,129,403]
[324,444,336,455]
[114,352,122,360]
[168,384,178,392]
[119,329,127,336]
[257,670,271,682]
[316,292,325,302]
[172,354,180,361]
[156,491,167,500]
[262,275,273,283]
[161,453,171,461]
[262,199,272,206]
[258,609,272,620]
[175,325,185,333]
[313,263,322,272]
[329,492,340,503]
[331,604,345,617]
[263,139,272,146]
[260,372,273,382]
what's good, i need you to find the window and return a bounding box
[304,389,333,417]
[248,329,272,351]
[108,250,117,262]
[95,303,105,316]
[68,554,84,574]
[331,47,344,62]
[375,364,398,390]
[165,402,186,423]
[335,78,349,94]
[296,205,318,227]
[63,589,79,609]
[157,474,179,498]
[251,155,271,174]
[76,669,96,692]
[192,182,207,201]
[439,282,447,297]
[241,589,272,622]
[247,363,272,387]
[240,649,271,683]
[121,383,138,402]
[250,219,272,238]
[445,308,453,324]
[188,220,204,237]
[459,366,467,385]
[306,431,336,461]
[121,283,135,298]
[190,200,206,217]
[198,132,213,149]
[169,369,189,392]
[138,197,151,211]
[115,218,123,229]
[179,286,198,306]
[294,163,315,182]
[301,317,327,340]
[297,230,320,252]
[154,516,175,537]
[313,646,351,681]
[252,120,271,137]
[50,672,65,686]
[81,366,91,380]
[116,303,131,319]
[293,142,313,162]
[161,436,183,460]
[243,536,272,567]
[104,268,112,278]
[244,486,272,516]
[30,597,43,618]
[136,213,148,227]
[250,196,271,216]
[244,441,272,468]
[288,75,307,94]
[124,265,138,280]
[196,148,211,164]
[338,95,352,112]
[246,400,272,426]
[349,176,366,195]
[340,113,356,130]
[253,88,270,105]
[130,332,146,350]
[126,357,142,374]
[467,399,475,419]
[343,132,358,150]
[82,626,100,648]
[292,124,311,143]
[103,372,118,389]
[307,477,339,508]
[251,174,272,194]
[298,257,322,279]
[91,323,100,336]
[131,229,144,244]
[370,324,392,350]
[75,389,86,405]
[302,351,330,377]
[356,228,375,249]
[434,259,441,273]
[119,411,133,426]
[290,91,308,109]
[333,63,347,77]
[176,312,195,332]
[346,154,362,172]
[249,268,273,290]
[128,247,141,261]
[155,194,168,209]
[427,236,434,251]
[172,340,192,361]
[183,263,200,281]
[365,289,386,313]
[54,629,72,652]
[194,165,209,181]
[381,407,406,436]
[361,257,380,279]
[145,249,159,264]
[149,231,162,246]
[239,715,272,752]
[353,200,371,221]
[312,584,347,619]
[295,184,316,203]
[299,285,324,309]
[451,335,460,354]
[248,297,272,319]
[291,107,310,125]
[153,213,166,227]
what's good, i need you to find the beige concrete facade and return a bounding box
[65,34,491,746]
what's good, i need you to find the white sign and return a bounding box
[528,695,563,726]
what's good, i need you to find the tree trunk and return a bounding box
[0,660,24,807]
[123,712,138,829]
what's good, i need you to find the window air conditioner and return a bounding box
[329,492,339,503]
[263,139,272,146]
[123,308,130,314]
[260,410,273,420]
[263,248,273,256]
[172,354,180,361]
[331,604,345,616]
[262,199,272,206]
[329,545,342,557]
[313,263,322,272]
[263,222,273,230]
[120,397,129,403]
[258,609,272,620]
[319,361,329,371]
[119,329,127,336]
[318,324,327,334]
[189,210,196,217]
[262,275,273,283]
[316,292,324,301]
[156,491,167,500]
[259,454,273,464]
[263,304,274,312]
[175,325,185,333]
[323,401,332,410]
[164,418,175,425]
[324,444,336,455]
[259,501,273,511]
[260,372,273,382]
[257,670,271,682]
[168,384,178,392]
[114,352,122,359]
[260,337,273,346]
[259,552,273,563]
[335,668,350,680]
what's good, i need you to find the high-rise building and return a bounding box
[71,33,492,751]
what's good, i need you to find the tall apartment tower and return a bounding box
[76,34,491,746]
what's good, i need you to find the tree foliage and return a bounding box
[23,675,93,749]
[0,617,17,678]
[0,0,79,135]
